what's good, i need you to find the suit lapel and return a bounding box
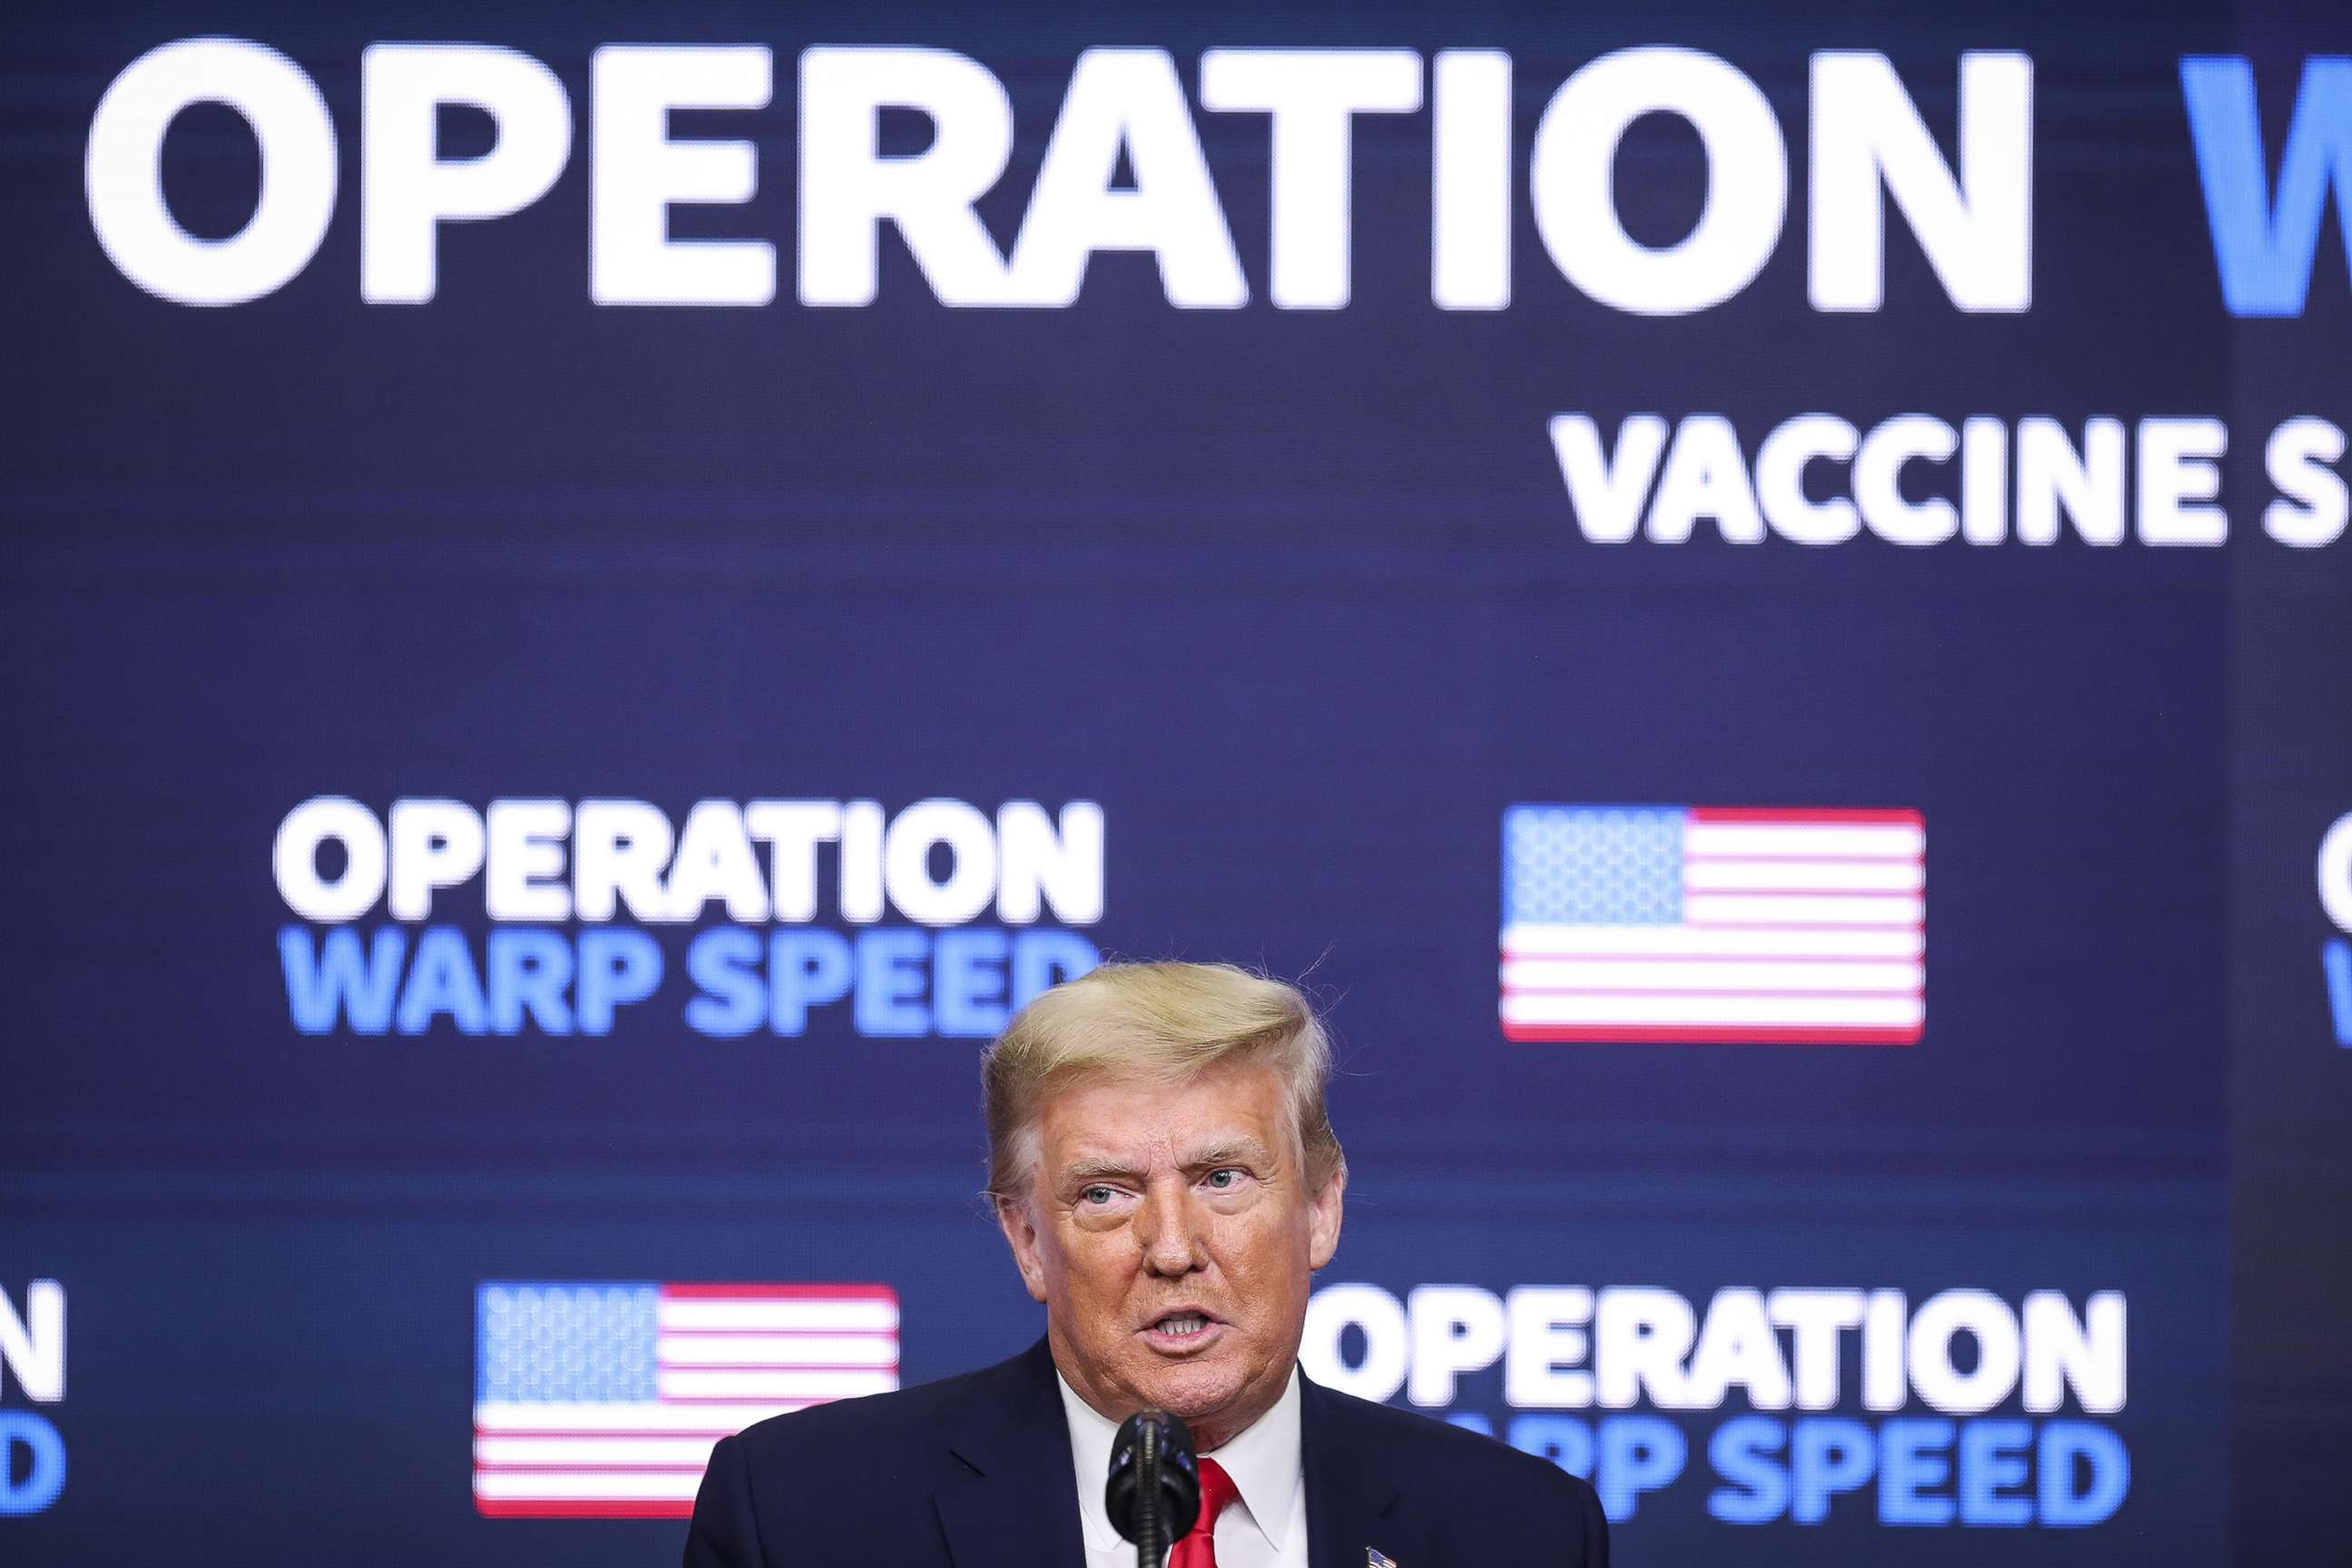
[1298,1369,1404,1568]
[929,1348,1404,1568]
[934,1339,1089,1568]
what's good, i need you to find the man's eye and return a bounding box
[1081,1185,1116,1205]
[1205,1169,1240,1190]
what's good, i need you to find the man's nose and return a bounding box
[1134,1177,1204,1276]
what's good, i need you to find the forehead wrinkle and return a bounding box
[1184,1135,1276,1169]
[1053,1132,1274,1185]
[1034,1065,1295,1191]
[1055,1152,1145,1184]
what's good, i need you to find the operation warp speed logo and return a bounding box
[2319,808,2352,1047]
[1,1280,67,1518]
[1299,1281,2129,1531]
[271,797,1103,1039]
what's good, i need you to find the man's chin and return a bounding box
[1131,1357,1251,1424]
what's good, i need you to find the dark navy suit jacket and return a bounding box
[682,1338,1610,1568]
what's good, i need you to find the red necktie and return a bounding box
[1167,1456,1239,1568]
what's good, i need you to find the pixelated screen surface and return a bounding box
[3,2,2348,1563]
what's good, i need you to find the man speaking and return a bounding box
[684,962,1610,1566]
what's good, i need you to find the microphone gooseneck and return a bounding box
[1106,1409,1202,1567]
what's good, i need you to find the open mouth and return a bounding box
[1141,1310,1225,1350]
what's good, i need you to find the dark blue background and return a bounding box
[2,2,2344,1563]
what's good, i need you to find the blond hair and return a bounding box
[982,961,1345,1201]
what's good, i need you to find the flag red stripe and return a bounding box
[657,1396,862,1406]
[477,1463,711,1475]
[652,1363,900,1374]
[1503,986,1921,1000]
[475,1431,753,1441]
[657,1326,894,1338]
[475,1499,695,1519]
[1682,853,1923,865]
[660,1284,896,1300]
[1504,1023,1920,1044]
[1683,921,1926,932]
[1502,950,1916,963]
[1684,807,1924,825]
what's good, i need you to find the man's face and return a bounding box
[996,1059,1344,1452]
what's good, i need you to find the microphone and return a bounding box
[1106,1409,1201,1565]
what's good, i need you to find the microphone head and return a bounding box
[1105,1409,1201,1544]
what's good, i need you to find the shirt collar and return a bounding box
[1055,1364,1303,1555]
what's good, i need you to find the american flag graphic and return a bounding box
[1501,806,1925,1044]
[472,1281,899,1518]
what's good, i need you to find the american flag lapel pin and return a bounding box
[1367,1551,1398,1567]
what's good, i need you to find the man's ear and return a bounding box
[995,1193,1050,1303]
[1307,1166,1346,1270]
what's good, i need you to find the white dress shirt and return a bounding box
[1058,1365,1309,1568]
